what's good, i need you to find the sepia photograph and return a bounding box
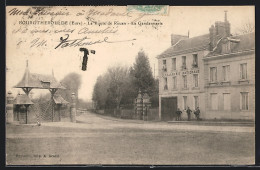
[5,5,255,165]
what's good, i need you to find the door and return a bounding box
[161,97,177,121]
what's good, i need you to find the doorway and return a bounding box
[161,97,177,121]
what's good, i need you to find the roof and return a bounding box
[158,34,210,58]
[207,32,255,57]
[13,94,34,105]
[14,66,65,89]
[53,95,69,104]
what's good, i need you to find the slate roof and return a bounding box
[14,66,65,89]
[158,34,210,58]
[206,32,255,57]
[230,32,255,52]
[53,95,69,104]
[13,94,34,105]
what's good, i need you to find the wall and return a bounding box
[204,52,255,120]
[15,104,68,124]
[158,50,208,120]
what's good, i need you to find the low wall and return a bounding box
[95,107,159,121]
[96,109,105,114]
[120,109,134,119]
[148,108,159,121]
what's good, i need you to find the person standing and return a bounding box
[175,108,182,121]
[194,107,201,121]
[186,107,192,121]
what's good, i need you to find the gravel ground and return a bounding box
[6,111,255,165]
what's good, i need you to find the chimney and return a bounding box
[209,11,231,51]
[209,25,216,51]
[214,11,231,37]
[171,34,188,46]
[224,11,231,36]
[215,21,226,37]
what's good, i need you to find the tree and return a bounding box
[150,78,159,108]
[92,65,132,110]
[58,72,82,104]
[130,49,155,96]
[107,66,132,109]
[92,75,109,109]
[92,50,159,111]
[234,19,255,35]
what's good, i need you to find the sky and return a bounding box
[6,6,254,101]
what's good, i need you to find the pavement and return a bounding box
[6,110,255,165]
[34,111,255,133]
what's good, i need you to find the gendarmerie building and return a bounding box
[157,13,255,121]
[204,31,255,120]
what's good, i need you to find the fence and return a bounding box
[94,107,159,121]
[13,100,69,124]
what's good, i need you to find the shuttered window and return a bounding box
[223,93,231,110]
[210,93,218,110]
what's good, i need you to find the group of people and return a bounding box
[175,107,201,121]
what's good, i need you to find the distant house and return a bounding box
[157,12,255,121]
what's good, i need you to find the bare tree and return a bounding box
[234,19,255,35]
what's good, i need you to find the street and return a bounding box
[6,111,255,165]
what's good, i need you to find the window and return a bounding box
[41,82,50,88]
[210,67,217,82]
[182,56,186,69]
[222,65,230,81]
[240,92,249,110]
[210,93,218,110]
[183,96,187,110]
[163,59,166,65]
[162,59,167,72]
[164,77,168,90]
[193,74,199,87]
[222,42,231,53]
[223,93,231,110]
[172,58,176,70]
[192,54,198,68]
[194,96,199,109]
[183,75,187,88]
[240,63,247,80]
[172,76,177,89]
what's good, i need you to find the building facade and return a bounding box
[157,13,255,121]
[204,32,255,120]
[157,34,210,121]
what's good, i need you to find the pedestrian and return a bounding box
[175,108,182,121]
[186,107,192,121]
[194,107,201,121]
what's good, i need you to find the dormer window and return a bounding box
[41,81,50,88]
[221,40,231,54]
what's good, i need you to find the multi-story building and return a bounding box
[157,13,255,121]
[157,32,209,121]
[204,32,255,120]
